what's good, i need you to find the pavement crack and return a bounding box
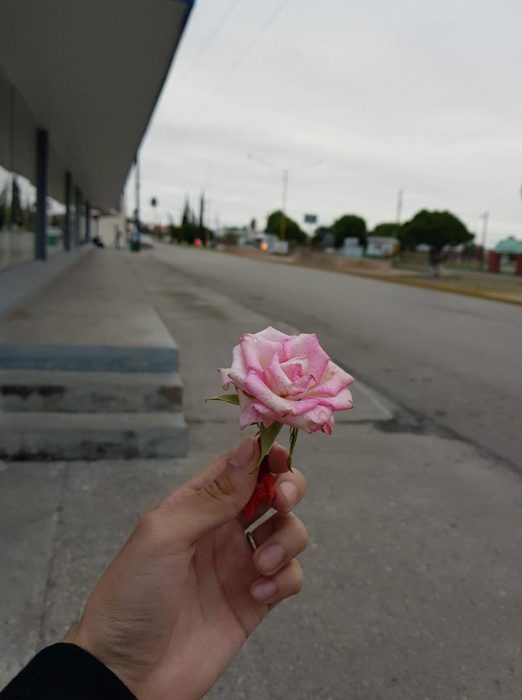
[36,462,70,649]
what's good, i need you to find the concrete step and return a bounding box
[0,412,188,460]
[0,344,179,373]
[0,370,183,413]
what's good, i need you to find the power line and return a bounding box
[173,0,242,86]
[436,111,522,148]
[169,0,291,148]
[199,0,290,111]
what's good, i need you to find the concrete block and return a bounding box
[0,370,183,413]
[0,412,188,460]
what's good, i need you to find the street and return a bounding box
[1,247,520,699]
[155,245,522,471]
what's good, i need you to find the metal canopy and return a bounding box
[0,0,193,209]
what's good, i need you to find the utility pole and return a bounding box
[396,189,404,225]
[480,211,489,270]
[134,154,141,244]
[199,191,205,244]
[280,169,289,241]
[247,155,321,242]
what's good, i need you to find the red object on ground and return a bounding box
[244,464,276,523]
[488,251,501,273]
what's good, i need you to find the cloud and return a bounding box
[129,0,522,243]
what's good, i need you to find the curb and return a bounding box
[221,248,522,307]
[343,269,522,306]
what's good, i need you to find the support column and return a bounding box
[35,129,48,261]
[64,171,72,251]
[85,201,91,243]
[74,186,81,247]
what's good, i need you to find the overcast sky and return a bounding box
[128,0,522,245]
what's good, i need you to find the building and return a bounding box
[366,236,399,259]
[495,236,522,256]
[0,0,193,276]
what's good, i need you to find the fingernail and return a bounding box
[279,481,298,508]
[228,438,255,469]
[257,544,285,572]
[252,579,278,603]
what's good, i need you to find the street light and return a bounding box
[247,154,322,241]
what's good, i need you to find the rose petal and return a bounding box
[238,390,264,428]
[317,386,353,411]
[282,404,334,433]
[283,334,329,381]
[220,343,248,389]
[306,361,354,397]
[241,335,283,372]
[254,326,294,343]
[244,371,323,417]
[264,355,294,395]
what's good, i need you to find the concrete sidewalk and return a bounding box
[0,249,521,699]
[0,249,187,459]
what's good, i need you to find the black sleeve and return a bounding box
[0,643,136,699]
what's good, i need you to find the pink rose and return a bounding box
[220,327,353,434]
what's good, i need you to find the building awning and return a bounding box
[0,0,193,210]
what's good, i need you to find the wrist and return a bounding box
[65,624,146,700]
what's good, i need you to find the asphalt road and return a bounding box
[155,246,522,471]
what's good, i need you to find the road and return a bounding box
[1,247,520,699]
[154,245,522,471]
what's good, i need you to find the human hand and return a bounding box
[66,438,308,700]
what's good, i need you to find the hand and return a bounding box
[66,438,308,700]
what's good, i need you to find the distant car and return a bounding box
[139,233,155,249]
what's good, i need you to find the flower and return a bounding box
[219,327,353,435]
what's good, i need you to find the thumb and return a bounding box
[165,437,259,545]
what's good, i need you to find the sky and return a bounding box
[127,0,522,246]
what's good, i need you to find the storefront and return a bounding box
[0,0,193,271]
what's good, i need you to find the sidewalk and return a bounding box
[1,249,521,699]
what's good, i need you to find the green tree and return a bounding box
[371,222,399,238]
[399,210,473,253]
[10,176,23,227]
[0,183,8,230]
[265,210,306,244]
[312,225,332,248]
[181,197,193,228]
[180,197,200,244]
[331,214,367,249]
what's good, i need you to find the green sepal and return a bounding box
[205,393,240,406]
[258,421,283,466]
[287,427,299,470]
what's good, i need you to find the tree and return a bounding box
[198,192,206,244]
[372,222,399,238]
[265,210,306,244]
[0,183,8,230]
[312,225,333,249]
[10,176,23,228]
[331,214,367,249]
[180,197,198,244]
[399,210,473,253]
